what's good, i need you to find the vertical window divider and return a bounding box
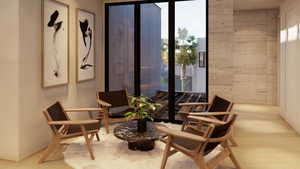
[134,4,141,97]
[168,0,175,122]
[206,0,209,102]
[105,4,109,92]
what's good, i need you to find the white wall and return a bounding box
[18,0,104,160]
[0,0,20,161]
[280,0,300,133]
[0,0,104,161]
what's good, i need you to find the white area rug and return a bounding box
[63,123,222,169]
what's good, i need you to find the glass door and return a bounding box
[105,0,208,123]
[174,0,207,120]
[106,5,135,95]
[140,2,169,120]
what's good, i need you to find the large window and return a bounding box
[140,2,169,120]
[107,5,135,95]
[105,0,208,122]
[174,0,207,120]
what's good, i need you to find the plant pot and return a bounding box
[137,119,147,132]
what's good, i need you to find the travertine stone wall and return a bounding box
[233,9,279,105]
[209,1,278,105]
[209,0,235,101]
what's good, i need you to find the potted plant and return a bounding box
[125,96,161,132]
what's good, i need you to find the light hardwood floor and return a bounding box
[228,104,300,169]
[0,104,299,169]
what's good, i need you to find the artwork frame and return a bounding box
[76,8,96,83]
[42,0,69,88]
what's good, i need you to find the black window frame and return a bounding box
[104,0,209,124]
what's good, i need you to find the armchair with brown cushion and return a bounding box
[178,95,237,146]
[178,95,233,120]
[96,89,135,133]
[157,114,241,169]
[39,102,104,163]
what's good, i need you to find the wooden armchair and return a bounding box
[178,95,237,146]
[157,114,241,169]
[39,102,104,163]
[178,95,233,120]
[96,89,135,133]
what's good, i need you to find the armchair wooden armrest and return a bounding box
[187,116,226,125]
[189,112,232,116]
[48,120,99,126]
[156,125,207,142]
[97,99,112,108]
[208,134,230,143]
[64,108,104,112]
[178,102,210,107]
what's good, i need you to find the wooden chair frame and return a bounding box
[178,95,238,147]
[39,102,104,163]
[178,95,233,117]
[157,114,241,169]
[96,89,134,133]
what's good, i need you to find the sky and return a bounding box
[156,0,207,39]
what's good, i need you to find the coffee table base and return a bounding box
[128,140,155,151]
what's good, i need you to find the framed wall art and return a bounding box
[42,0,69,88]
[198,51,206,68]
[76,8,95,82]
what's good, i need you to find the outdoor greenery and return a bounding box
[125,96,161,121]
[161,28,199,91]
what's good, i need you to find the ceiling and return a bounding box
[234,0,283,10]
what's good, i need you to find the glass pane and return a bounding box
[108,5,135,95]
[175,0,207,120]
[141,3,169,120]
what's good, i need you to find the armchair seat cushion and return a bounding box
[172,128,202,150]
[67,123,100,134]
[109,106,134,119]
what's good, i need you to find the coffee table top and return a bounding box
[113,120,166,142]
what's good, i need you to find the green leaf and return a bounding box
[140,97,146,102]
[139,103,146,108]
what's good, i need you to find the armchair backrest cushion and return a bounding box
[98,90,129,108]
[208,95,233,120]
[204,114,237,154]
[46,102,68,130]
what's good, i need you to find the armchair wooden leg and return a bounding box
[227,146,241,169]
[96,133,100,141]
[103,112,110,134]
[81,125,95,160]
[229,127,238,147]
[181,120,188,131]
[90,133,95,144]
[160,137,172,169]
[104,120,110,134]
[229,136,238,147]
[88,110,101,141]
[194,155,209,169]
[38,136,60,164]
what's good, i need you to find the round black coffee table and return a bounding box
[113,120,166,151]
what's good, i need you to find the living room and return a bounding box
[0,0,300,169]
